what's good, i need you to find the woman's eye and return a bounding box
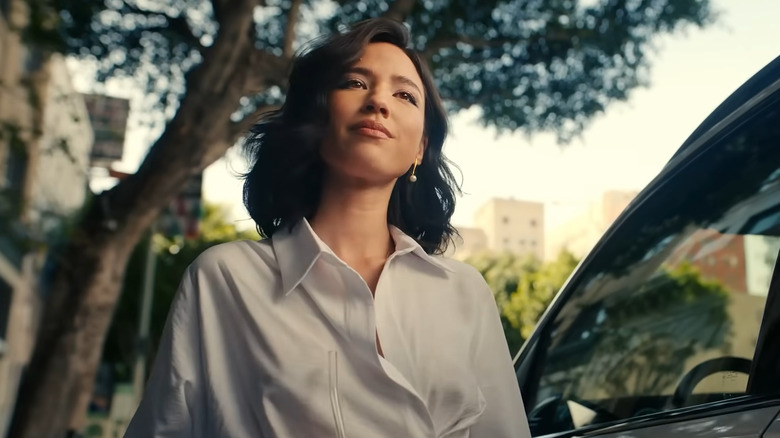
[341,79,365,89]
[398,92,418,106]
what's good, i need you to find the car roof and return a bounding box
[668,54,780,164]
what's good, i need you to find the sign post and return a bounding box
[132,172,203,401]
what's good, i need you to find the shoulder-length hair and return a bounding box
[242,17,460,255]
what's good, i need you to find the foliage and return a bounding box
[0,122,91,256]
[27,0,716,140]
[466,249,580,355]
[102,203,258,381]
[332,0,715,138]
[508,249,580,339]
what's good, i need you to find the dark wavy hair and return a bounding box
[242,18,460,255]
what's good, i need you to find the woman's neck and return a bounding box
[310,179,395,262]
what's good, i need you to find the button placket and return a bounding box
[373,256,437,437]
[312,250,437,437]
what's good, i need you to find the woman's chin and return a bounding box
[331,170,404,188]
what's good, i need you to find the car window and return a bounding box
[527,95,780,435]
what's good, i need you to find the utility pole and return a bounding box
[132,222,158,403]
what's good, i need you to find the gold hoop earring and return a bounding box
[409,159,419,183]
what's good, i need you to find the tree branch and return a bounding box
[383,0,417,21]
[211,0,267,25]
[283,0,302,58]
[167,15,205,51]
[229,104,281,140]
[245,48,291,93]
[122,1,204,52]
[210,0,229,24]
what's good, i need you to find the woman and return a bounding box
[125,18,531,438]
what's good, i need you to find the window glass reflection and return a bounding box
[529,99,780,435]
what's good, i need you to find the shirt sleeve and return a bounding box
[124,266,205,438]
[469,276,532,438]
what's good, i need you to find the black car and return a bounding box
[514,54,780,437]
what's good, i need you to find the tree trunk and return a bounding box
[7,2,260,436]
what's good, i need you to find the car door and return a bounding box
[765,412,780,437]
[514,55,780,437]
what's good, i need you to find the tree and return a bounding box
[11,0,715,435]
[505,249,580,340]
[466,250,579,356]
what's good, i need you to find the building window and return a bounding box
[21,47,44,73]
[0,277,11,348]
[531,240,536,246]
[519,239,525,245]
[530,219,537,227]
[2,141,28,208]
[503,217,510,224]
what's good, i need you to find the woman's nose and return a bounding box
[363,94,389,117]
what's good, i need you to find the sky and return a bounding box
[87,0,780,232]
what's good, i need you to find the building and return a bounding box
[452,198,545,260]
[0,1,95,434]
[447,226,488,260]
[547,190,638,260]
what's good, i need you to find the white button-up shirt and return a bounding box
[125,220,531,438]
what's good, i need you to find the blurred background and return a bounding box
[0,0,778,436]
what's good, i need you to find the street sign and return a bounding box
[82,94,129,167]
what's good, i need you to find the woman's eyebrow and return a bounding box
[393,75,423,96]
[345,66,374,79]
[345,67,422,96]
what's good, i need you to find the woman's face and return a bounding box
[321,42,426,186]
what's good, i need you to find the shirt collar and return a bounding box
[388,225,454,273]
[273,219,453,296]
